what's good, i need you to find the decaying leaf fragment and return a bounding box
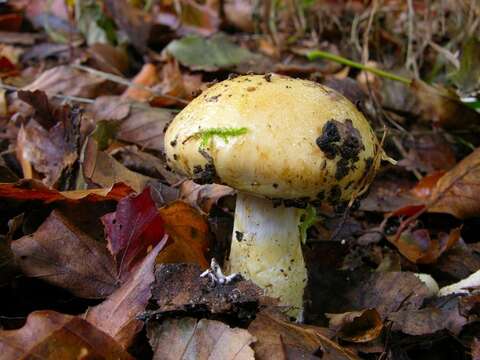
[151,263,262,315]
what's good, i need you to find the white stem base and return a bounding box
[228,193,307,317]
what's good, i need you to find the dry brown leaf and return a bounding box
[306,270,432,323]
[147,317,255,360]
[326,309,383,343]
[428,147,480,219]
[85,238,166,349]
[248,309,360,360]
[0,310,133,360]
[82,137,151,193]
[157,201,209,267]
[472,338,480,360]
[411,79,480,129]
[18,65,118,103]
[179,180,235,213]
[389,227,461,264]
[122,63,159,102]
[11,210,117,299]
[150,59,204,107]
[116,105,174,152]
[89,95,131,121]
[388,296,468,336]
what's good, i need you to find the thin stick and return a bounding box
[307,50,412,85]
[0,83,94,104]
[71,64,189,104]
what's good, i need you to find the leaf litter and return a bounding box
[1,1,480,359]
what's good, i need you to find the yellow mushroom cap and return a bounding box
[165,74,379,204]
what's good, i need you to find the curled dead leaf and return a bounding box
[326,309,383,343]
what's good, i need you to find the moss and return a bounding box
[195,127,248,148]
[299,204,317,244]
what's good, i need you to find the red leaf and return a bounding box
[102,187,166,281]
[0,180,133,203]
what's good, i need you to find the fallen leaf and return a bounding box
[388,296,468,336]
[11,210,118,298]
[472,338,480,360]
[116,104,174,152]
[398,132,457,173]
[102,187,166,281]
[305,270,431,324]
[157,201,209,267]
[147,317,255,360]
[86,236,167,349]
[0,180,132,202]
[86,43,130,75]
[248,308,360,360]
[223,0,254,32]
[326,309,383,343]
[0,310,133,360]
[150,58,204,107]
[433,244,480,282]
[175,0,220,36]
[389,227,461,264]
[165,33,256,71]
[428,147,480,219]
[113,146,181,185]
[88,95,131,121]
[150,263,262,315]
[411,79,480,129]
[82,137,151,193]
[104,0,153,52]
[122,63,160,102]
[17,65,119,103]
[180,180,235,213]
[16,91,81,187]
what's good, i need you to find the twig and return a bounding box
[0,83,94,104]
[71,64,189,104]
[405,0,419,77]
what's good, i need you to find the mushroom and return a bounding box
[164,74,382,317]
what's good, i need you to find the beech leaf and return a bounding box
[12,210,117,299]
[86,236,167,348]
[147,317,255,360]
[0,311,133,360]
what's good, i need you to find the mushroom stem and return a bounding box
[228,192,307,317]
